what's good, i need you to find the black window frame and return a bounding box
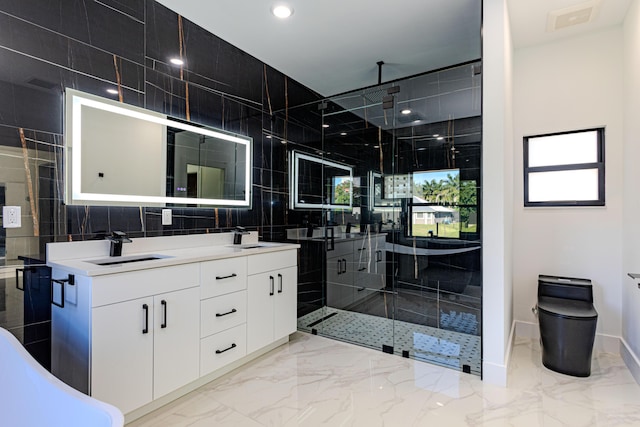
[523,128,605,207]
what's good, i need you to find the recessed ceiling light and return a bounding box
[272,5,293,19]
[401,109,411,115]
[433,134,440,138]
[413,119,421,123]
[106,88,118,95]
[170,58,184,65]
[322,124,330,128]
[437,137,444,141]
[281,140,287,144]
[340,132,347,136]
[265,135,272,139]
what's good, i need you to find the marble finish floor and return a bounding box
[128,332,640,426]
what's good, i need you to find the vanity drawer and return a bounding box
[200,324,246,376]
[326,240,353,259]
[247,249,297,275]
[200,291,246,338]
[200,257,247,299]
[92,264,199,307]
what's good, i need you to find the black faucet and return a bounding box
[107,231,131,256]
[233,226,250,245]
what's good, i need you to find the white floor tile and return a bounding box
[128,332,640,426]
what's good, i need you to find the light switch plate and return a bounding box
[3,206,21,228]
[161,209,172,226]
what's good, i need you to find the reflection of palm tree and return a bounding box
[440,174,459,205]
[420,174,459,205]
[421,179,443,202]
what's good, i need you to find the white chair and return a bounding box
[0,327,124,427]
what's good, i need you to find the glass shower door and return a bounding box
[302,83,399,354]
[295,62,482,376]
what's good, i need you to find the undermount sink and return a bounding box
[88,254,172,266]
[232,242,280,250]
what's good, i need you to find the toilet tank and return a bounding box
[538,275,593,303]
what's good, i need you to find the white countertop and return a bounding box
[46,232,300,277]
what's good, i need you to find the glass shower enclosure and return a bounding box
[292,61,482,375]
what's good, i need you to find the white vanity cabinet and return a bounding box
[52,264,200,415]
[326,240,355,309]
[325,234,387,309]
[48,233,300,421]
[199,258,248,376]
[353,234,387,303]
[247,250,297,354]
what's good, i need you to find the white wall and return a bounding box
[512,29,624,338]
[623,0,640,365]
[482,0,514,386]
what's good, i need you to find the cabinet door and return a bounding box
[153,287,200,399]
[274,266,297,341]
[326,253,354,309]
[92,297,154,414]
[246,271,276,354]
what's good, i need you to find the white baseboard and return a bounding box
[483,320,516,387]
[620,338,640,386]
[482,360,508,386]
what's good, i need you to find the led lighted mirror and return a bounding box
[64,89,252,207]
[290,151,353,210]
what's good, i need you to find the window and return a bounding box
[524,128,604,207]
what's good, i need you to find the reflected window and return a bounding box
[524,128,605,206]
[406,170,478,238]
[408,169,460,238]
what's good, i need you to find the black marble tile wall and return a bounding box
[0,0,323,252]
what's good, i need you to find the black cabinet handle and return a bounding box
[336,259,342,275]
[357,287,365,292]
[278,273,283,293]
[215,273,237,280]
[216,308,237,317]
[358,267,366,272]
[341,259,347,274]
[215,343,237,354]
[142,304,149,334]
[376,250,382,262]
[161,300,167,328]
[269,276,274,296]
[51,274,74,308]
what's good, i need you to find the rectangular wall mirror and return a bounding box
[290,151,353,210]
[64,89,252,207]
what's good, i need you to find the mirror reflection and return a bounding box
[65,89,252,207]
[166,126,248,204]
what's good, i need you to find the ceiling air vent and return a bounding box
[547,1,600,32]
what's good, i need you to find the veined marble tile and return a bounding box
[128,333,640,427]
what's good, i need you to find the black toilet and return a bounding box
[536,275,598,377]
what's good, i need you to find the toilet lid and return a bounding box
[537,296,598,319]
